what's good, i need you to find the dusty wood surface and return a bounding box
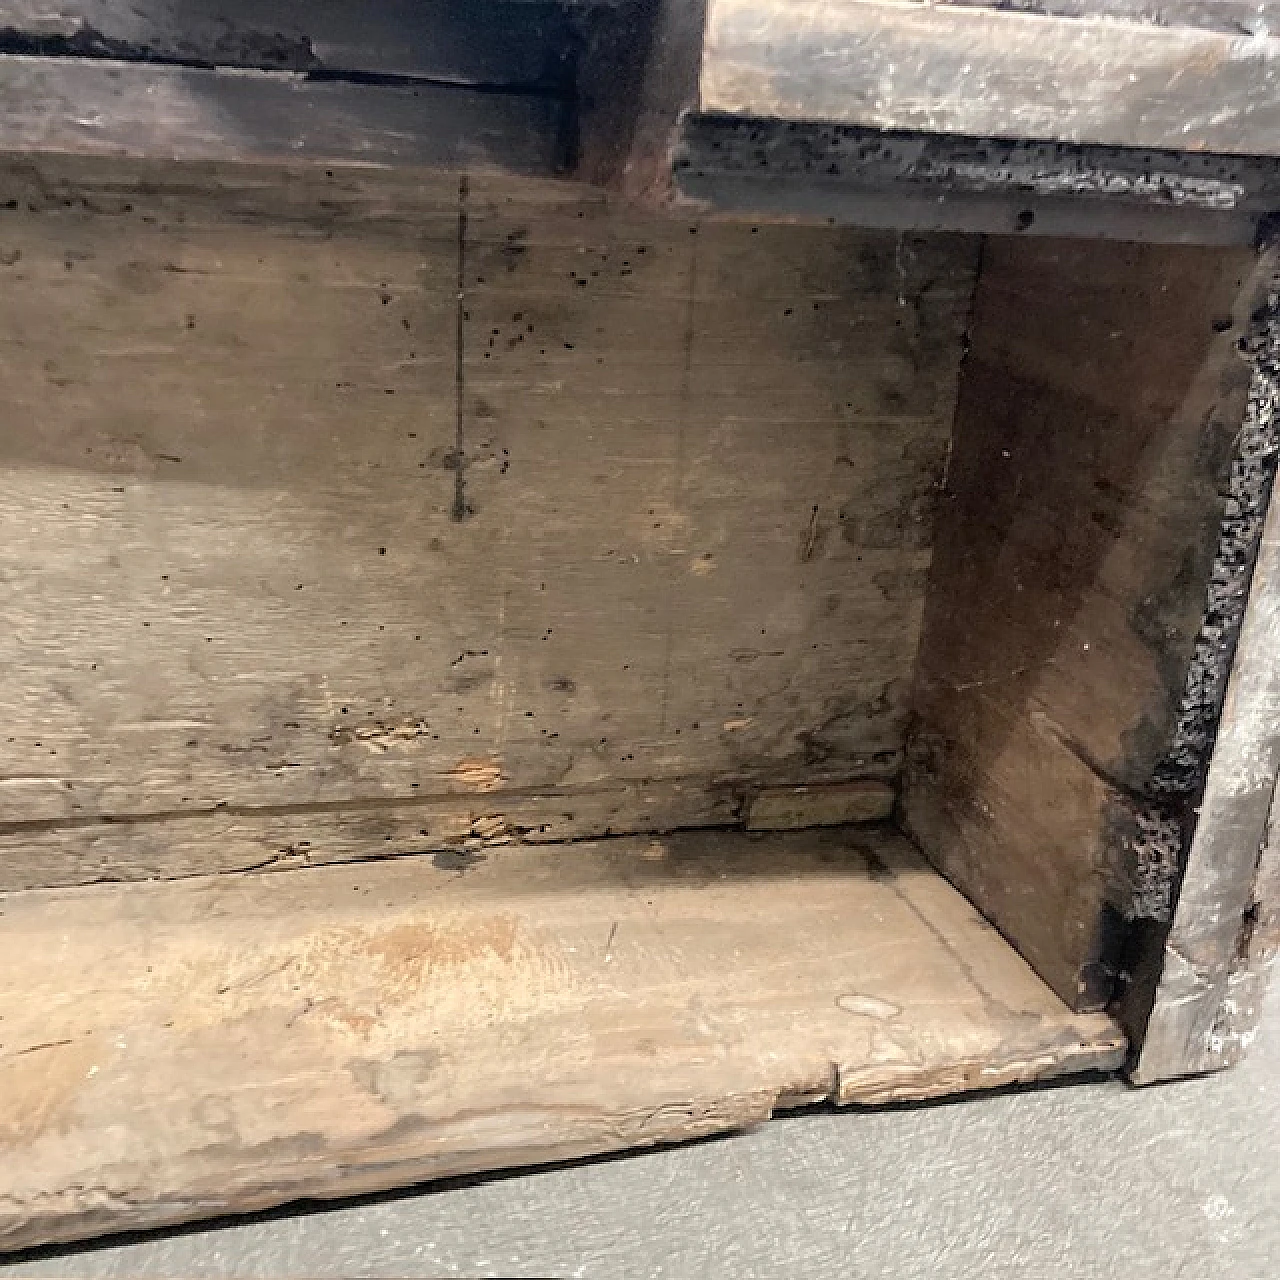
[1131,463,1280,1081]
[0,55,571,172]
[700,0,1280,156]
[0,156,976,890]
[0,824,1125,1252]
[904,238,1261,1011]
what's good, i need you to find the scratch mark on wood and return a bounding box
[452,173,471,523]
[801,503,821,562]
[658,226,698,736]
[7,1038,74,1058]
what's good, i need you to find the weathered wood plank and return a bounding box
[0,0,581,85]
[700,0,1280,156]
[0,156,976,889]
[0,824,1125,1252]
[941,0,1280,38]
[903,238,1262,1011]
[0,54,570,171]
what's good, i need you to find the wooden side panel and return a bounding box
[700,0,1280,157]
[0,825,1125,1253]
[0,156,977,889]
[903,238,1260,1011]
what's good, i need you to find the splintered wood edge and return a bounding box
[0,826,1124,1252]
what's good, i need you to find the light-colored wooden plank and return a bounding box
[0,824,1125,1252]
[701,0,1280,156]
[0,157,975,889]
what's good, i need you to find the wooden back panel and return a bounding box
[0,156,977,889]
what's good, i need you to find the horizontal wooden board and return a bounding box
[0,824,1125,1252]
[675,117,1280,247]
[0,156,977,889]
[0,0,580,85]
[0,54,570,171]
[700,0,1280,156]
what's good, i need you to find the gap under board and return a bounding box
[0,824,1124,1252]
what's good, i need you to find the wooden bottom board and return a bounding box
[0,825,1124,1252]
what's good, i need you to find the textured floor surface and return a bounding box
[2,996,1276,1280]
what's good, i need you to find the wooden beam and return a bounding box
[701,0,1280,157]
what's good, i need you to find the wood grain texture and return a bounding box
[0,156,977,889]
[700,0,1280,156]
[903,238,1260,1011]
[0,824,1125,1252]
[1131,465,1280,1081]
[0,54,570,171]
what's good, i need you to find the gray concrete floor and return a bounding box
[4,997,1276,1280]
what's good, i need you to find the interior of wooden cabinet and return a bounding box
[0,153,1255,1247]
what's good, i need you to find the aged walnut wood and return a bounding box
[903,237,1264,1012]
[0,824,1125,1252]
[700,0,1280,157]
[0,155,976,890]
